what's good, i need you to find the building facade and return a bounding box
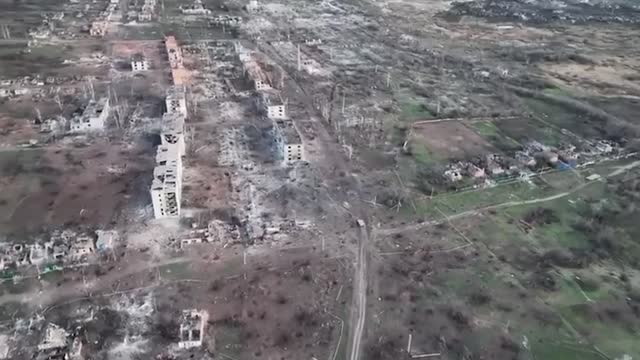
[70,98,110,132]
[273,119,304,164]
[150,144,182,218]
[166,85,188,117]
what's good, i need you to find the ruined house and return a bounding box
[465,163,486,178]
[178,310,208,349]
[69,98,110,133]
[246,0,262,12]
[36,323,83,360]
[444,168,463,182]
[558,144,579,163]
[485,154,506,175]
[68,234,96,263]
[180,0,211,14]
[95,230,119,252]
[515,150,536,167]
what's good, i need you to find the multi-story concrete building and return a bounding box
[161,112,186,156]
[273,119,304,164]
[165,36,183,69]
[150,144,182,218]
[131,54,149,71]
[70,97,110,132]
[260,92,287,120]
[166,85,187,117]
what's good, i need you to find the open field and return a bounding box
[0,137,154,237]
[370,164,640,360]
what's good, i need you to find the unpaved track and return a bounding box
[349,225,369,360]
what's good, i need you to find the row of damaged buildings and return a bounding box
[89,2,117,37]
[443,139,620,183]
[236,43,305,165]
[0,309,209,359]
[0,230,118,273]
[150,37,188,219]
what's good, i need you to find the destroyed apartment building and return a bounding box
[238,47,277,91]
[36,323,83,360]
[165,85,188,117]
[151,91,186,219]
[138,0,156,22]
[161,112,186,156]
[69,97,110,133]
[178,310,208,349]
[273,118,304,164]
[89,3,116,37]
[150,143,183,218]
[131,54,149,71]
[165,36,184,69]
[150,48,188,219]
[259,91,287,120]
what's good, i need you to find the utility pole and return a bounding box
[87,77,95,100]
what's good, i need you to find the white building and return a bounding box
[239,51,273,91]
[165,36,183,69]
[131,55,149,71]
[178,310,208,349]
[89,21,107,37]
[273,119,304,164]
[150,144,182,218]
[246,0,261,12]
[161,112,186,156]
[70,97,110,132]
[166,85,187,117]
[180,0,210,14]
[260,92,287,120]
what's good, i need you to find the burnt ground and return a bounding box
[445,0,640,25]
[0,244,352,360]
[0,135,155,238]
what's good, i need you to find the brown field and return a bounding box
[413,121,497,160]
[0,137,154,236]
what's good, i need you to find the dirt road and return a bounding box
[257,42,374,360]
[349,225,370,360]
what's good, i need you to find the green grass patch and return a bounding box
[431,180,551,214]
[543,85,576,98]
[158,261,193,280]
[469,120,522,151]
[523,98,602,139]
[394,88,435,122]
[409,140,438,165]
[213,325,245,358]
[531,342,607,360]
[400,101,434,121]
[557,304,640,358]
